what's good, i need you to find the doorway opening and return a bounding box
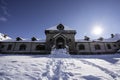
[56,37,65,49]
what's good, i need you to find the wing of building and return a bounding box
[0,24,120,54]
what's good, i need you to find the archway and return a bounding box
[56,37,65,49]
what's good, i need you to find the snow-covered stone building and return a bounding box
[0,24,120,54]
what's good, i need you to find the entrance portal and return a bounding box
[56,37,65,49]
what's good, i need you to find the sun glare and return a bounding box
[92,26,103,35]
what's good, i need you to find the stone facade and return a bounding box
[45,24,76,53]
[0,24,119,54]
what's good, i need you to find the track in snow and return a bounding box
[80,59,120,80]
[0,50,120,80]
[42,59,74,80]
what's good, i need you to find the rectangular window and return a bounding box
[79,44,85,50]
[95,44,101,50]
[107,44,111,49]
[1,45,5,48]
[113,44,116,47]
[7,45,12,50]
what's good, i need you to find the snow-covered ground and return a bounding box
[0,49,120,80]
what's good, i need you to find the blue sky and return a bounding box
[0,0,120,39]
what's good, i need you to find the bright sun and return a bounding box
[92,26,103,35]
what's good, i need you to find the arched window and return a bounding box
[7,44,12,50]
[36,45,45,50]
[107,44,111,49]
[95,44,101,50]
[79,44,85,50]
[19,44,26,51]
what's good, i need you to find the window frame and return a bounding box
[7,44,12,50]
[107,44,111,49]
[78,44,85,50]
[36,45,45,51]
[95,44,101,50]
[19,44,27,51]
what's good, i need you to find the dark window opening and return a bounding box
[36,45,45,50]
[7,44,12,50]
[1,45,5,48]
[69,39,71,42]
[107,44,111,49]
[57,24,64,30]
[58,45,62,49]
[50,39,52,42]
[113,44,116,47]
[79,44,85,50]
[19,44,26,51]
[95,44,101,50]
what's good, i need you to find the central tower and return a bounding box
[45,24,76,53]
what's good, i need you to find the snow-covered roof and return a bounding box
[103,34,120,42]
[46,24,75,30]
[0,33,11,41]
[1,38,46,42]
[76,34,120,42]
[0,32,46,42]
[75,39,92,42]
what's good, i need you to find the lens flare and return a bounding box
[92,26,103,35]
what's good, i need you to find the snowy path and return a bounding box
[0,54,120,80]
[42,58,75,80]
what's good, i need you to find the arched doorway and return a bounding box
[56,37,65,49]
